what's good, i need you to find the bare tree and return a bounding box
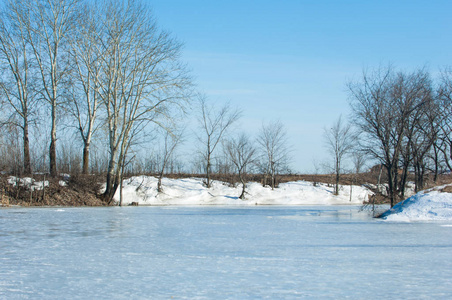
[323,115,354,195]
[225,134,256,199]
[425,96,444,183]
[348,66,400,206]
[394,70,433,196]
[156,128,184,193]
[197,95,241,188]
[437,68,452,172]
[67,1,102,174]
[20,0,81,177]
[351,151,367,175]
[310,158,323,187]
[257,120,291,189]
[349,66,432,207]
[0,1,39,175]
[98,0,190,204]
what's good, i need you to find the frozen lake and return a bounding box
[1,206,452,299]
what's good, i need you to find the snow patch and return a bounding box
[113,176,373,206]
[7,176,49,191]
[380,185,452,221]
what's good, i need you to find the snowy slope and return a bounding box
[380,185,452,221]
[113,176,372,206]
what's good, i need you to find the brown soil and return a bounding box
[0,174,106,207]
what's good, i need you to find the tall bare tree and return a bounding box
[349,66,400,206]
[0,1,38,174]
[394,69,433,196]
[21,0,81,176]
[437,68,452,172]
[98,0,190,204]
[225,134,256,199]
[323,115,354,195]
[349,66,432,207]
[67,1,102,174]
[257,120,291,189]
[197,95,241,188]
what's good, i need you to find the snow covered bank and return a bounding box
[114,176,372,206]
[380,185,452,221]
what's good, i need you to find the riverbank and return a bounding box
[0,174,105,207]
[2,173,452,211]
[113,176,373,206]
[1,173,374,207]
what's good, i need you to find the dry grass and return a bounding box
[0,174,106,207]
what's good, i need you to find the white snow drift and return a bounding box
[113,176,372,206]
[380,184,452,221]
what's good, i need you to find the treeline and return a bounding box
[348,66,452,207]
[0,0,294,204]
[2,2,452,207]
[0,0,191,203]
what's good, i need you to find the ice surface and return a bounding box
[113,176,373,206]
[1,206,452,299]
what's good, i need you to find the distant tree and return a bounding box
[257,120,291,189]
[197,95,241,188]
[225,134,256,199]
[311,158,323,187]
[323,115,354,195]
[351,151,367,175]
[156,129,184,193]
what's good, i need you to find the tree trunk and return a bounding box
[103,156,118,203]
[104,175,120,205]
[335,172,340,196]
[239,173,246,199]
[414,162,425,193]
[104,171,114,202]
[157,174,163,193]
[399,162,409,199]
[271,170,275,190]
[82,143,90,174]
[119,176,123,207]
[386,165,395,208]
[206,154,211,188]
[49,104,57,177]
[433,145,439,182]
[334,157,340,195]
[23,119,31,175]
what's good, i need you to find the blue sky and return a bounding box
[150,0,452,173]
